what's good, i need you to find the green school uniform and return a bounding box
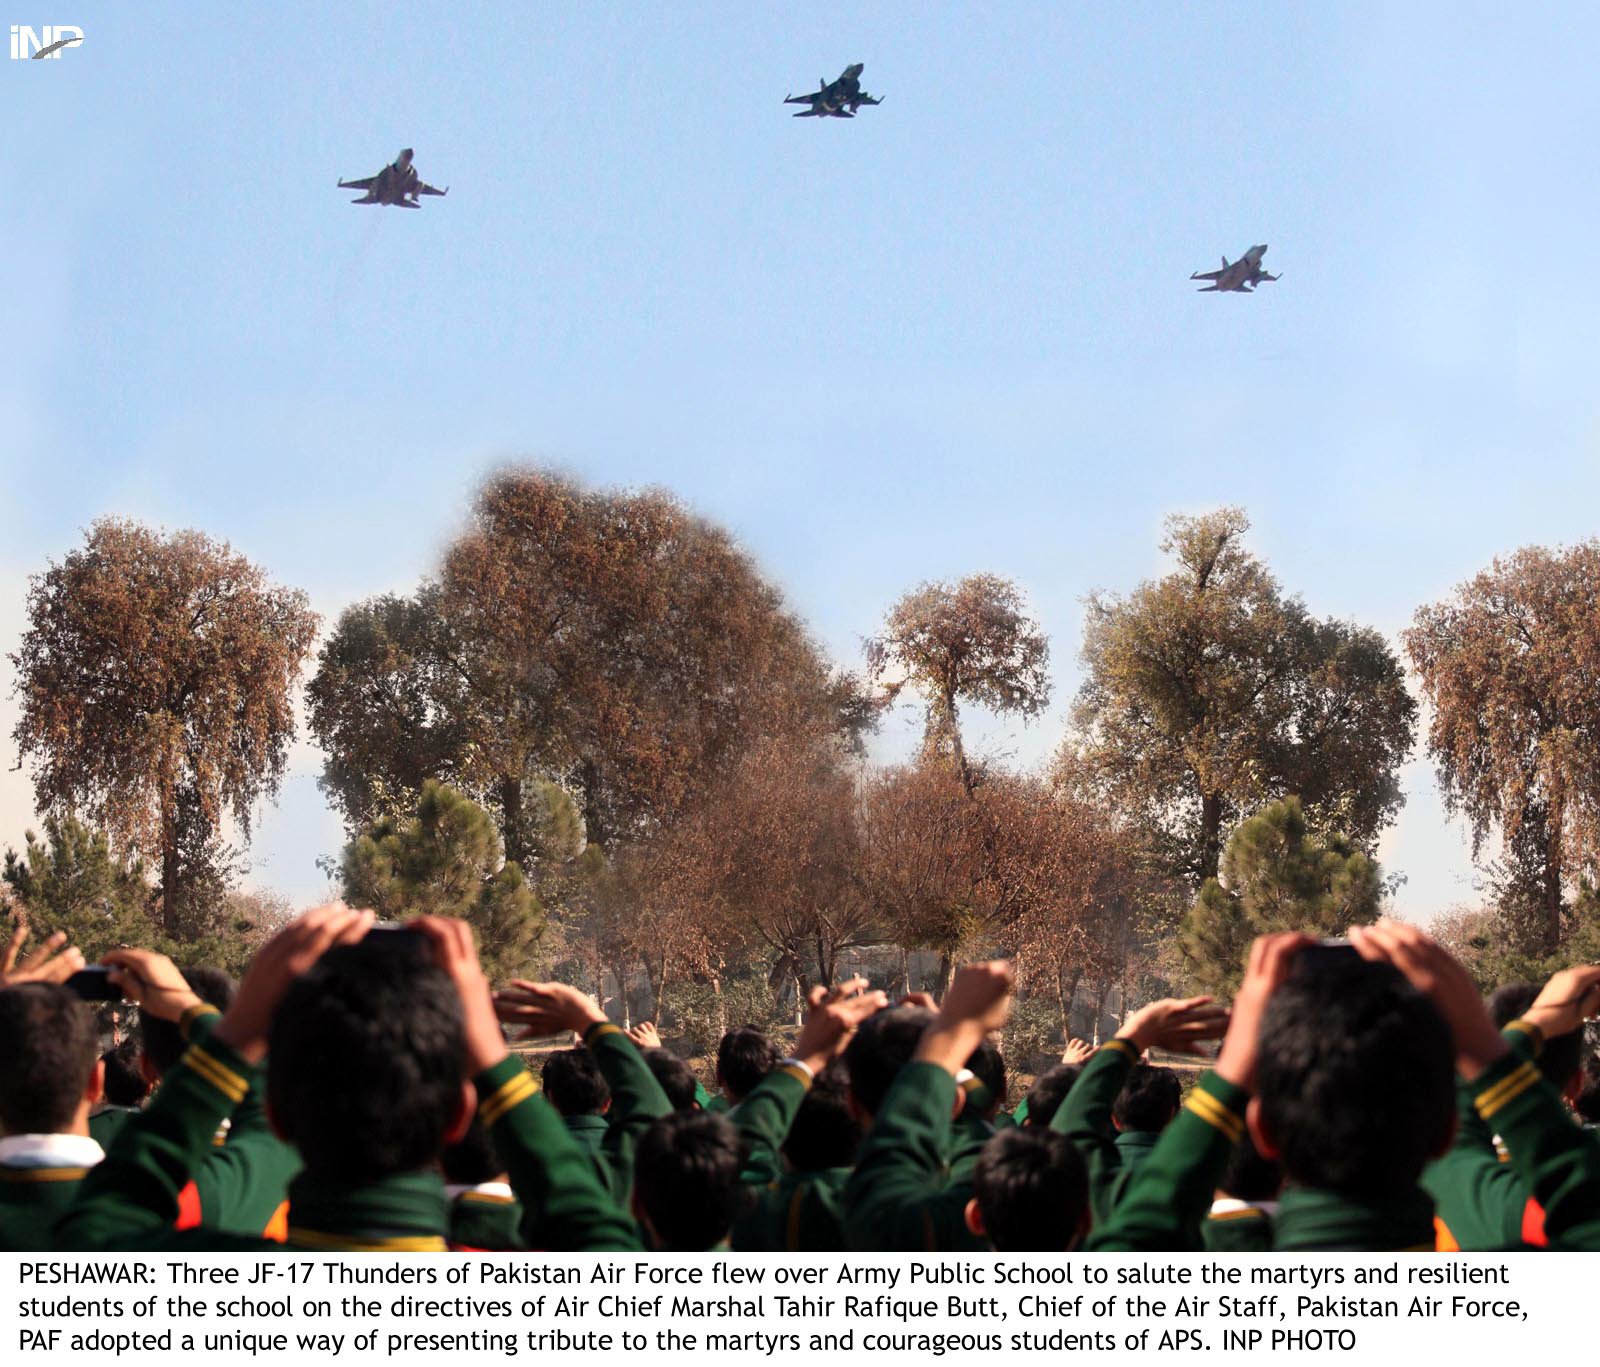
[1050,1037,1157,1225]
[843,1061,985,1252]
[1201,1202,1275,1252]
[573,1023,673,1213]
[0,1134,102,1252]
[446,1184,525,1251]
[54,1019,640,1253]
[88,1107,140,1151]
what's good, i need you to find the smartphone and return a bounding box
[65,966,125,1002]
[1295,939,1361,974]
[362,922,429,958]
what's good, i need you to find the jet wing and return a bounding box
[1190,269,1225,281]
[784,92,820,105]
[854,94,882,106]
[338,176,377,191]
[415,181,447,197]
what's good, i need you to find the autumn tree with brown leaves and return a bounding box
[1405,542,1600,955]
[868,574,1050,793]
[1068,508,1416,888]
[310,470,863,863]
[10,520,317,933]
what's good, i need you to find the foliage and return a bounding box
[10,519,318,931]
[3,815,155,959]
[1406,541,1600,955]
[868,574,1049,792]
[1180,796,1384,995]
[1068,508,1416,887]
[667,972,792,1062]
[340,782,544,981]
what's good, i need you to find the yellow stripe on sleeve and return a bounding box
[182,1044,249,1104]
[479,1072,538,1127]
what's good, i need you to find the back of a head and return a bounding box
[1112,1063,1181,1133]
[644,1048,699,1111]
[1490,981,1583,1091]
[966,1038,1007,1114]
[440,1112,503,1186]
[716,1025,780,1103]
[101,1038,149,1108]
[268,935,466,1182]
[634,1110,745,1249]
[972,1127,1088,1251]
[782,1063,861,1171]
[1576,1055,1600,1126]
[1023,1063,1082,1129]
[1257,959,1453,1200]
[541,1047,610,1117]
[843,1004,933,1116]
[1217,1131,1283,1203]
[0,984,99,1135]
[141,966,235,1076]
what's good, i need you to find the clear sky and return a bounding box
[5,2,1600,915]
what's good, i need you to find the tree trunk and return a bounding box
[160,800,179,936]
[1091,981,1109,1046]
[815,933,836,989]
[1055,967,1081,1039]
[936,951,954,997]
[1198,791,1225,884]
[711,972,727,1039]
[1543,808,1565,957]
[497,774,527,867]
[607,960,632,1027]
[899,948,911,998]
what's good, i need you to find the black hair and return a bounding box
[965,1038,1007,1113]
[1111,1063,1181,1133]
[541,1047,610,1117]
[1575,1054,1600,1126]
[842,1004,932,1116]
[141,966,236,1076]
[267,937,466,1181]
[100,1037,149,1108]
[440,1112,504,1186]
[1217,1130,1283,1203]
[1489,982,1583,1091]
[643,1048,699,1111]
[1256,958,1453,1200]
[972,1126,1088,1251]
[782,1063,861,1171]
[1021,1063,1082,1129]
[0,984,100,1134]
[716,1025,781,1103]
[633,1110,746,1249]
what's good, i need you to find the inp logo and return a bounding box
[9,24,83,59]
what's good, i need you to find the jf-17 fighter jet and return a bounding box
[785,63,882,118]
[1191,245,1279,292]
[338,149,448,207]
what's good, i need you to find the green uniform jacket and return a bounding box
[573,1022,673,1215]
[88,1107,139,1151]
[447,1187,526,1251]
[1200,1204,1274,1252]
[1,1169,87,1251]
[55,1021,640,1252]
[1050,1037,1150,1225]
[727,1061,852,1251]
[844,1061,984,1252]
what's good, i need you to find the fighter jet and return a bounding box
[1191,245,1279,292]
[338,149,448,207]
[785,63,882,118]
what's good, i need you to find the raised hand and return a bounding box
[1349,920,1507,1080]
[792,977,889,1074]
[494,980,608,1040]
[1062,1037,1095,1065]
[1524,964,1600,1040]
[1214,932,1314,1090]
[411,916,507,1075]
[1118,996,1230,1055]
[626,1021,662,1050]
[214,902,373,1063]
[0,920,84,987]
[101,949,200,1021]
[915,960,1015,1076]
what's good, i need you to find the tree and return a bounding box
[309,470,860,858]
[1179,796,1383,995]
[340,782,544,980]
[1068,508,1415,886]
[868,574,1050,793]
[10,520,318,931]
[1405,542,1600,956]
[3,815,154,959]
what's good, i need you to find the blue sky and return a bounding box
[5,3,1600,914]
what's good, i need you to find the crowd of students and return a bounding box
[4,904,1600,1252]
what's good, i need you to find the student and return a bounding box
[1016,1062,1083,1130]
[1202,1133,1281,1252]
[1050,994,1226,1226]
[493,980,674,1219]
[56,906,640,1252]
[969,1126,1089,1251]
[540,1047,611,1159]
[440,1115,523,1250]
[729,979,884,1251]
[89,1038,149,1150]
[632,1110,745,1249]
[846,962,1088,1252]
[0,983,104,1250]
[716,1025,780,1112]
[642,1049,700,1112]
[135,963,298,1238]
